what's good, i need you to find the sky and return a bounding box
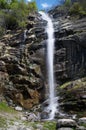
[26,0,62,10]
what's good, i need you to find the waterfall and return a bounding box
[39,12,58,120]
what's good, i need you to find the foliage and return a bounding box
[5,13,18,30]
[64,0,71,7]
[43,121,56,130]
[0,11,6,36]
[0,27,5,37]
[69,2,86,16]
[0,0,38,37]
[0,101,16,113]
[77,0,86,10]
[61,0,86,17]
[27,1,38,13]
[0,0,8,9]
[0,117,7,128]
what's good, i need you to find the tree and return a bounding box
[0,0,38,35]
[27,1,38,13]
[64,0,71,7]
[69,2,86,16]
[0,0,8,9]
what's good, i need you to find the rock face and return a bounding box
[49,7,86,112]
[0,13,45,109]
[0,8,86,113]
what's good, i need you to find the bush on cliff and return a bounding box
[69,2,86,17]
[0,0,38,37]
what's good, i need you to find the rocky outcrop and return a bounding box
[48,8,86,112]
[53,17,86,82]
[0,13,45,109]
[56,119,77,129]
[59,77,86,111]
[56,118,86,130]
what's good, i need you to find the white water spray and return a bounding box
[39,12,57,120]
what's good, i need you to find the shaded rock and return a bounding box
[0,61,6,72]
[14,89,40,109]
[24,112,40,121]
[59,77,86,111]
[0,54,18,64]
[40,111,50,119]
[27,113,40,121]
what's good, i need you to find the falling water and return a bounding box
[39,12,57,120]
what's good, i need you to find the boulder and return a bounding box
[57,128,73,130]
[78,117,86,125]
[76,126,86,130]
[56,119,77,129]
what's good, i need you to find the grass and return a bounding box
[0,101,16,113]
[23,121,56,130]
[43,121,56,130]
[0,101,56,129]
[0,117,7,128]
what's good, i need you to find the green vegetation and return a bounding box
[60,77,86,91]
[66,0,86,16]
[0,102,56,129]
[60,81,71,89]
[64,0,71,7]
[0,0,37,37]
[0,102,57,130]
[69,2,86,16]
[0,101,16,113]
[0,117,7,128]
[43,121,56,130]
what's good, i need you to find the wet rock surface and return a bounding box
[48,7,86,112]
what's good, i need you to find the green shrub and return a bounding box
[0,0,38,31]
[5,14,18,30]
[69,2,86,16]
[0,101,15,113]
[64,0,71,7]
[0,27,5,37]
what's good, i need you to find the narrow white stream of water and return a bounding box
[39,12,57,120]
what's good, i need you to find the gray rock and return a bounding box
[27,113,40,121]
[21,116,27,121]
[15,106,23,111]
[56,119,77,128]
[76,126,86,130]
[36,124,43,130]
[58,128,73,130]
[78,117,86,125]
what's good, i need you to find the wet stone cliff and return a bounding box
[0,9,86,113]
[49,7,86,113]
[0,13,46,109]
